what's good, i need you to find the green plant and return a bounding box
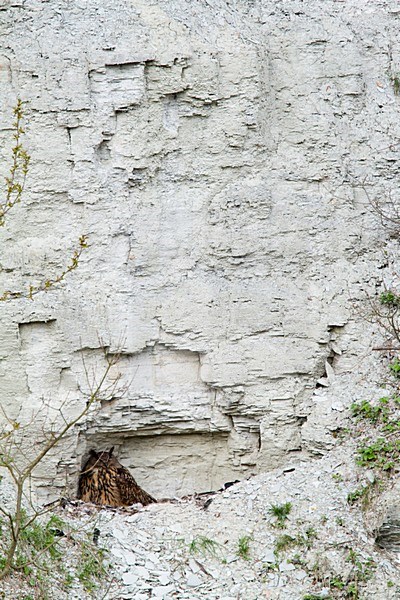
[303,595,333,600]
[189,536,219,557]
[351,398,390,423]
[303,526,317,547]
[346,550,375,581]
[274,526,317,555]
[356,437,400,470]
[323,551,376,599]
[391,74,400,95]
[350,389,400,479]
[76,544,107,592]
[274,534,296,553]
[347,480,376,509]
[330,574,346,590]
[63,572,75,588]
[291,553,307,566]
[347,488,365,505]
[389,358,400,379]
[380,291,400,306]
[362,284,400,344]
[0,99,30,227]
[0,103,123,588]
[268,502,292,528]
[237,535,252,560]
[19,513,64,561]
[261,561,279,574]
[332,473,343,482]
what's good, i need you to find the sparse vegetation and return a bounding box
[307,549,376,600]
[274,527,317,555]
[351,391,400,475]
[390,73,400,95]
[261,560,279,575]
[347,487,366,506]
[274,534,296,553]
[268,502,292,528]
[237,535,252,561]
[0,513,108,597]
[351,397,390,424]
[189,535,219,557]
[76,543,108,592]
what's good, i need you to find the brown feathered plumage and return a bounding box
[77,447,156,507]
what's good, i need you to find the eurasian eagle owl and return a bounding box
[77,447,156,507]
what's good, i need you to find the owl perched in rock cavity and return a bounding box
[77,447,156,507]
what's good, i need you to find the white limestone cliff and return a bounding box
[0,0,398,504]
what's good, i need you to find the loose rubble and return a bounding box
[5,441,394,599]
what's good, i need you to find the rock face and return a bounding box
[0,0,399,502]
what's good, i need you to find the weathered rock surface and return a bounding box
[0,0,399,504]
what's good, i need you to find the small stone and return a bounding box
[294,569,308,580]
[122,572,138,585]
[124,551,137,565]
[365,470,375,484]
[186,573,203,587]
[146,552,160,562]
[266,573,282,588]
[153,585,175,598]
[110,547,126,560]
[158,571,171,585]
[126,514,141,523]
[279,560,295,572]
[188,558,201,572]
[332,401,344,411]
[113,527,128,542]
[225,554,238,564]
[135,566,149,579]
[262,549,276,563]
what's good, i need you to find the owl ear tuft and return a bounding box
[89,449,98,458]
[108,446,114,457]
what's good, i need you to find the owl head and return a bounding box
[83,446,115,471]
